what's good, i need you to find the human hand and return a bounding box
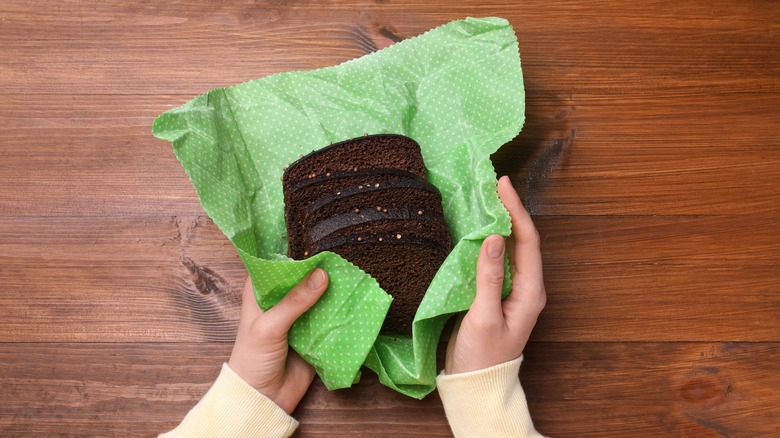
[228,268,328,414]
[445,176,546,374]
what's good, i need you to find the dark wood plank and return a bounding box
[0,1,776,95]
[0,215,245,343]
[537,215,780,341]
[540,264,779,342]
[1,215,777,342]
[521,342,780,437]
[539,215,779,268]
[0,94,202,217]
[1,342,776,437]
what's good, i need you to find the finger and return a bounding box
[471,234,506,320]
[264,268,328,334]
[497,176,544,293]
[240,276,263,321]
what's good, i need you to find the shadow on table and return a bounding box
[492,92,575,215]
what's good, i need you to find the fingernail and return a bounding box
[307,269,327,290]
[487,236,504,259]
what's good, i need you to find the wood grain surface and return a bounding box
[1,0,778,436]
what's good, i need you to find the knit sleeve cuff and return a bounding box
[161,363,298,438]
[436,356,544,438]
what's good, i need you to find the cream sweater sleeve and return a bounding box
[436,356,545,438]
[160,363,298,438]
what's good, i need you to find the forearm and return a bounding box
[160,363,298,438]
[437,356,545,438]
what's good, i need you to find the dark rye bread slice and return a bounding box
[309,233,449,334]
[306,217,451,257]
[305,206,451,251]
[284,168,422,258]
[287,168,421,197]
[302,178,444,230]
[282,134,425,191]
[300,191,445,257]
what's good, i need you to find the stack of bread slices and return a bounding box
[282,134,452,333]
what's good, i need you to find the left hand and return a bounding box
[228,269,328,414]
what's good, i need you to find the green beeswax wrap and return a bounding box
[152,16,524,398]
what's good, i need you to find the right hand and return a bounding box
[445,176,546,374]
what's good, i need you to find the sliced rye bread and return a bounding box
[282,134,425,191]
[305,206,451,251]
[302,180,443,231]
[282,134,451,334]
[309,233,450,334]
[284,168,423,259]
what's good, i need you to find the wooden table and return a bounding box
[1,1,778,436]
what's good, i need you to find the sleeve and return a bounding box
[160,363,299,438]
[436,356,546,438]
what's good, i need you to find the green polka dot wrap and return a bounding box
[152,16,524,399]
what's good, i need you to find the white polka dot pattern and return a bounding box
[152,16,525,398]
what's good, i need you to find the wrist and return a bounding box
[227,357,281,401]
[444,354,523,376]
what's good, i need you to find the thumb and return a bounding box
[469,235,506,321]
[264,268,328,334]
